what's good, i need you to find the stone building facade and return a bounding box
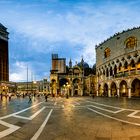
[16,79,50,95]
[50,54,96,97]
[96,27,140,98]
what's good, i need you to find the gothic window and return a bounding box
[125,36,137,48]
[119,63,122,71]
[124,61,128,69]
[130,60,135,68]
[106,68,109,77]
[104,48,110,58]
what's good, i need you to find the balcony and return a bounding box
[115,72,126,78]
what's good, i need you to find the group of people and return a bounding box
[0,94,12,101]
[28,93,49,103]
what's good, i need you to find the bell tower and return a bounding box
[0,23,9,81]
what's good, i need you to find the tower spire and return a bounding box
[69,58,72,68]
[81,55,84,67]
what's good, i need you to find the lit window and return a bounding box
[104,48,110,58]
[125,36,137,48]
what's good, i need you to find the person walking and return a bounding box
[45,94,48,102]
[28,94,32,103]
[9,95,11,101]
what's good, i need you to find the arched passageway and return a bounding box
[111,82,117,97]
[131,79,140,97]
[73,78,80,96]
[120,80,128,97]
[104,83,108,97]
[59,78,69,96]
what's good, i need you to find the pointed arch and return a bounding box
[106,68,109,77]
[124,61,128,70]
[110,66,113,76]
[118,63,122,71]
[130,59,135,68]
[103,69,105,75]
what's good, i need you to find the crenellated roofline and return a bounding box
[95,26,140,49]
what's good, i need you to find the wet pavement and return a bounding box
[0,96,140,140]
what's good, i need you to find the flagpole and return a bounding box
[27,66,28,95]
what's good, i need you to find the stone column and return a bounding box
[136,64,138,74]
[128,66,130,76]
[117,88,120,97]
[108,69,110,80]
[128,88,131,98]
[96,90,99,96]
[108,88,111,97]
[71,86,74,96]
[112,69,114,77]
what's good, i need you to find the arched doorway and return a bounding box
[59,78,69,96]
[111,82,117,97]
[120,80,128,97]
[104,83,108,97]
[73,78,80,96]
[131,79,140,97]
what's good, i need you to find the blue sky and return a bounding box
[0,0,140,82]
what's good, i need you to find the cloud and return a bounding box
[1,0,140,81]
[10,61,28,82]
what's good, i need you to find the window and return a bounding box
[73,68,80,76]
[104,48,110,58]
[119,63,122,71]
[125,36,137,48]
[130,60,135,68]
[124,61,128,69]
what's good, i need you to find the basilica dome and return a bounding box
[77,62,89,69]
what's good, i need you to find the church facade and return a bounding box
[96,27,140,98]
[50,54,96,97]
